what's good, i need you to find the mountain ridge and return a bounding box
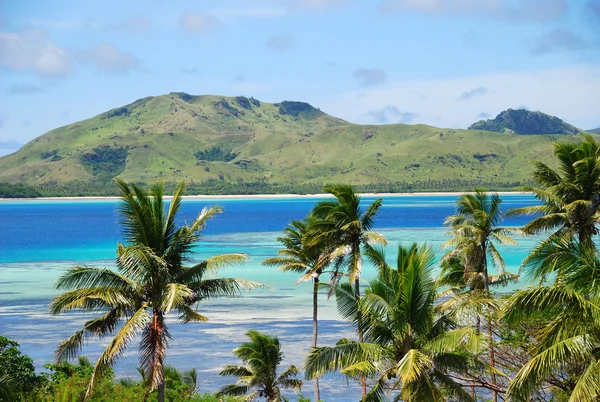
[468,108,580,135]
[0,93,593,196]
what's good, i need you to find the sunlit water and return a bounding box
[0,194,541,400]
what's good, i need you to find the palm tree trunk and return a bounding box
[487,317,497,402]
[481,248,497,402]
[154,310,165,402]
[354,275,367,397]
[312,277,321,402]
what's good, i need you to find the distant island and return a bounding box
[0,93,594,197]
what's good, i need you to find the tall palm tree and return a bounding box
[305,243,483,402]
[310,184,387,396]
[262,218,332,402]
[501,239,600,401]
[443,189,518,294]
[508,134,600,280]
[217,330,303,401]
[50,180,261,401]
[442,189,518,402]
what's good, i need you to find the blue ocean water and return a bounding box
[0,194,540,400]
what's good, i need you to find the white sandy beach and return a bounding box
[1,191,526,202]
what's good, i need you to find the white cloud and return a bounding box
[352,68,387,86]
[323,66,600,129]
[0,29,72,77]
[76,43,142,74]
[180,12,222,34]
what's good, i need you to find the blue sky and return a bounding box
[0,0,599,151]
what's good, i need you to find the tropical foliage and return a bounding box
[217,330,302,401]
[305,243,484,401]
[8,134,600,401]
[49,180,260,401]
[508,133,600,280]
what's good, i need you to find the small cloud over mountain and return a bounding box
[366,105,418,124]
[232,74,246,83]
[457,87,488,101]
[76,43,142,74]
[353,68,387,87]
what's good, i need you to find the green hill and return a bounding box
[468,109,581,135]
[0,93,592,196]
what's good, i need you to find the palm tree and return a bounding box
[442,189,518,401]
[310,184,386,395]
[217,330,303,401]
[50,180,261,401]
[262,218,333,402]
[443,189,518,294]
[305,243,483,401]
[507,134,600,279]
[501,239,600,401]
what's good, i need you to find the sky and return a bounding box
[0,0,599,153]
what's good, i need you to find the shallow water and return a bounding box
[0,194,540,400]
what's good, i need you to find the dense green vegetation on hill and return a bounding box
[469,108,581,135]
[0,93,592,196]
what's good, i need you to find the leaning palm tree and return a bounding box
[501,239,600,401]
[508,134,600,280]
[309,184,387,396]
[306,243,484,401]
[262,217,332,402]
[217,330,303,401]
[50,180,261,401]
[442,189,518,402]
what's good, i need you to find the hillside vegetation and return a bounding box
[469,108,580,135]
[0,93,591,195]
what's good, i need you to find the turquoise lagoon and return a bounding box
[0,194,541,399]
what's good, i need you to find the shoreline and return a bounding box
[1,191,526,202]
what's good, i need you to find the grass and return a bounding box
[0,92,594,195]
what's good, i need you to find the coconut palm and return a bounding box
[50,180,261,401]
[262,218,333,402]
[442,189,518,401]
[309,184,387,396]
[501,239,600,401]
[507,134,600,280]
[217,330,303,401]
[443,189,519,293]
[305,243,483,402]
